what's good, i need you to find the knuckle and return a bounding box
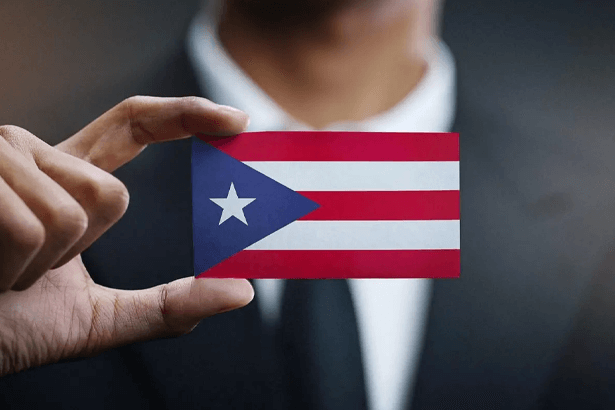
[121,96,155,144]
[85,175,130,224]
[6,217,46,256]
[179,96,202,109]
[159,285,169,317]
[122,95,146,106]
[158,285,178,335]
[0,125,34,147]
[45,202,89,243]
[157,285,195,337]
[121,95,154,120]
[0,125,27,137]
[0,126,42,161]
[119,96,143,123]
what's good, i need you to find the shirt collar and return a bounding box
[186,6,456,133]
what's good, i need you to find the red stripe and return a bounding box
[197,250,460,279]
[298,191,459,221]
[197,131,459,161]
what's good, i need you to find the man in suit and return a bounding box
[2,0,615,409]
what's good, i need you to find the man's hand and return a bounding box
[0,96,254,376]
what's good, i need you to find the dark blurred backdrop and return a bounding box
[1,1,615,407]
[0,0,201,141]
[1,0,614,145]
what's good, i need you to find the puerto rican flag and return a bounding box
[192,131,459,278]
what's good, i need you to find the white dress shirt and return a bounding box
[187,8,456,410]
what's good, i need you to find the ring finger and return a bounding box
[0,135,88,290]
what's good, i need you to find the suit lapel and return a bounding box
[410,88,595,409]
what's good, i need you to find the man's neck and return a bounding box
[218,2,431,129]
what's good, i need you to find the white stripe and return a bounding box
[246,220,459,250]
[244,161,459,191]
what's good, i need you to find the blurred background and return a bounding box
[1,0,614,145]
[1,1,615,407]
[0,0,201,142]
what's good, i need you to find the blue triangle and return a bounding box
[192,139,320,274]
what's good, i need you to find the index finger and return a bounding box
[56,96,250,172]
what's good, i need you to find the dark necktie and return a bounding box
[277,279,368,410]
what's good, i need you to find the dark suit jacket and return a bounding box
[2,5,615,408]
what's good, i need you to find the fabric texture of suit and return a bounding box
[2,3,615,408]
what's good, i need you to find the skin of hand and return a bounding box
[0,96,254,376]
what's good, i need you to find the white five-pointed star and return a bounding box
[210,183,256,225]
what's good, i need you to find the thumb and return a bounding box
[91,277,254,350]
